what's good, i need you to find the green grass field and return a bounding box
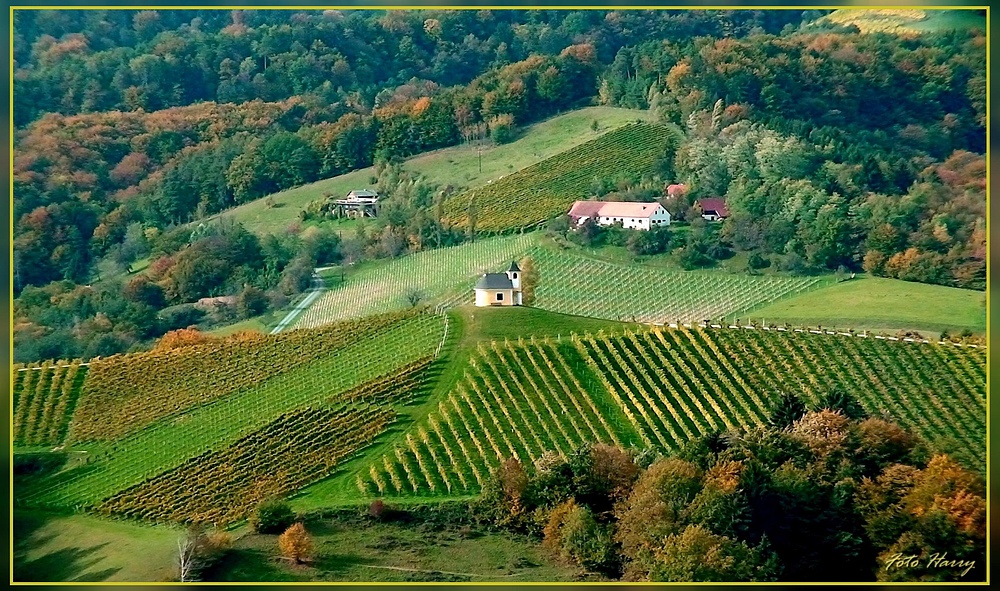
[821,9,985,35]
[14,509,181,582]
[745,275,986,336]
[13,508,586,583]
[203,515,587,582]
[294,233,538,328]
[210,107,650,236]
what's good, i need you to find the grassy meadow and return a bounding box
[745,275,986,336]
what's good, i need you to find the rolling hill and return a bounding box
[208,107,652,236]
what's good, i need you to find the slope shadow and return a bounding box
[13,510,122,582]
[14,539,120,582]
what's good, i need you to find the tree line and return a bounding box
[13,9,808,127]
[596,26,984,288]
[13,10,985,362]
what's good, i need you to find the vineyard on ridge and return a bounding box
[529,247,823,324]
[440,122,677,232]
[358,327,985,498]
[68,309,426,442]
[13,360,88,448]
[18,312,446,510]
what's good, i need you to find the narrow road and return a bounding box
[270,272,325,334]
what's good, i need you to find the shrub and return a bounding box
[488,114,516,144]
[250,499,296,534]
[560,504,618,573]
[237,286,269,319]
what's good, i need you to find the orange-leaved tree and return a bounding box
[278,522,313,564]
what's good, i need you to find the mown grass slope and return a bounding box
[745,275,986,335]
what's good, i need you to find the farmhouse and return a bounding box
[567,200,671,230]
[474,261,522,307]
[696,198,729,221]
[332,189,380,218]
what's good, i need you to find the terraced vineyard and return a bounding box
[13,360,88,447]
[361,337,636,495]
[296,233,537,328]
[70,309,424,442]
[530,247,822,324]
[19,312,445,509]
[359,327,985,497]
[99,402,398,525]
[440,122,677,232]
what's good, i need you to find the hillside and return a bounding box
[744,275,986,336]
[440,122,677,232]
[285,323,983,508]
[212,107,651,236]
[17,311,446,510]
[820,9,986,35]
[16,304,983,521]
[294,233,537,329]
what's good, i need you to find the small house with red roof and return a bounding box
[696,198,729,222]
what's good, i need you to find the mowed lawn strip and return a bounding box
[14,509,181,583]
[746,275,986,335]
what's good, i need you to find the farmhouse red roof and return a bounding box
[568,200,605,219]
[569,200,666,219]
[698,198,729,217]
[596,201,663,219]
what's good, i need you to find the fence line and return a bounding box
[659,321,983,349]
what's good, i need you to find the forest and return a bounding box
[12,9,986,362]
[473,394,986,582]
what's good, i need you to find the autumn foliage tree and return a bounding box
[518,256,538,305]
[278,522,313,564]
[153,328,215,352]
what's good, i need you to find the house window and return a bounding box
[496,293,504,301]
[512,273,517,279]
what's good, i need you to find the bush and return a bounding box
[237,286,269,319]
[488,114,516,144]
[560,504,618,574]
[626,226,671,256]
[158,304,206,332]
[748,252,771,270]
[250,499,296,534]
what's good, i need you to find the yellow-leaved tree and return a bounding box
[278,522,313,564]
